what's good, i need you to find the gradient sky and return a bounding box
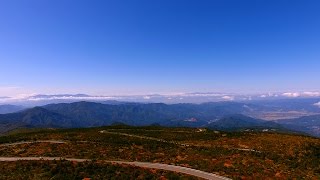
[0,0,320,96]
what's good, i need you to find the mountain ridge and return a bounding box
[0,101,318,137]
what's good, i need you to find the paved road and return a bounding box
[114,161,231,180]
[0,157,231,180]
[0,139,259,153]
[0,157,88,162]
[101,131,191,147]
[0,140,66,147]
[101,131,260,152]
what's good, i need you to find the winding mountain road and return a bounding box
[101,131,191,147]
[101,130,260,152]
[0,137,234,179]
[0,140,66,147]
[0,157,231,180]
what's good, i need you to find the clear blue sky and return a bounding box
[0,0,320,96]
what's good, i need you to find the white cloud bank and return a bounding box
[221,96,234,101]
[0,94,120,104]
[314,102,320,107]
[303,92,320,97]
[282,92,301,97]
[27,95,118,101]
[143,96,151,100]
[282,92,320,98]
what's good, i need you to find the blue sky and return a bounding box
[0,0,320,96]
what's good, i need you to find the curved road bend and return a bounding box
[0,157,231,180]
[114,161,231,180]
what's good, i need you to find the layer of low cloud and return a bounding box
[221,96,234,101]
[303,92,320,97]
[184,92,228,97]
[28,95,119,101]
[314,102,320,107]
[143,96,151,100]
[282,92,320,98]
[282,92,301,97]
[1,91,320,105]
[0,94,120,104]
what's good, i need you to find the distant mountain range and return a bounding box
[0,101,319,137]
[276,115,320,137]
[0,105,25,114]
